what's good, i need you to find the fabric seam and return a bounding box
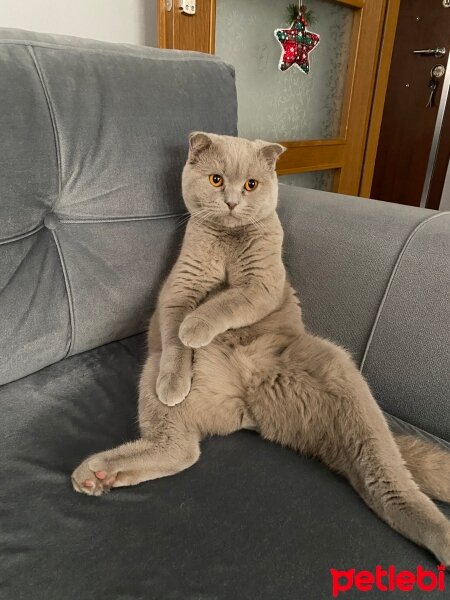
[0,225,44,246]
[51,231,75,358]
[359,211,450,373]
[1,40,233,69]
[58,212,188,224]
[27,45,62,201]
[0,213,187,245]
[383,409,450,449]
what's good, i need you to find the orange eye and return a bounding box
[209,174,223,187]
[244,179,258,192]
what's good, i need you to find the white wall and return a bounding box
[0,0,157,46]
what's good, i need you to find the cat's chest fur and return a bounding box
[195,220,281,288]
[193,223,288,348]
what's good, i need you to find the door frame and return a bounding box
[158,0,394,197]
[360,0,401,197]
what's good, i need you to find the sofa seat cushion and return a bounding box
[1,335,449,600]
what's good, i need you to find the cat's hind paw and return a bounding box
[71,457,117,497]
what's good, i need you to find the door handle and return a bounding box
[413,47,446,57]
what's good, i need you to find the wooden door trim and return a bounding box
[277,139,345,175]
[360,0,401,197]
[209,0,216,54]
[337,0,365,8]
[158,0,172,50]
[336,0,388,194]
[280,139,345,148]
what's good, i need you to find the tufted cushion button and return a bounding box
[43,213,60,230]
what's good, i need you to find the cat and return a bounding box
[72,132,450,565]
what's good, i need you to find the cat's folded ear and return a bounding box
[188,132,213,163]
[257,141,287,169]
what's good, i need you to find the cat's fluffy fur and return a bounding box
[72,132,450,565]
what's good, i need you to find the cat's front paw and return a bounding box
[179,315,216,348]
[156,370,191,406]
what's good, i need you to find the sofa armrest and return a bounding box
[277,183,450,441]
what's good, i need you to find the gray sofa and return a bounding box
[1,29,450,600]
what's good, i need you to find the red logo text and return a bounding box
[330,565,446,597]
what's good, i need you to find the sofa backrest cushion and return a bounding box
[0,29,237,385]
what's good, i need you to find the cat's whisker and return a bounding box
[190,208,208,224]
[254,214,269,234]
[196,209,218,228]
[175,212,192,229]
[192,209,214,227]
[248,215,266,236]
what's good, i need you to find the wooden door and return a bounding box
[158,0,387,196]
[371,0,450,209]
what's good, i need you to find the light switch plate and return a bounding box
[179,0,196,15]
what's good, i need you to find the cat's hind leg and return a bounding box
[72,351,200,496]
[244,333,450,565]
[311,350,450,565]
[340,424,450,565]
[317,358,450,565]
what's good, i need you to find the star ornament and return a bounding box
[274,12,320,74]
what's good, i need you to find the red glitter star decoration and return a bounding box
[274,8,320,74]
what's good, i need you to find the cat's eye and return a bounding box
[244,179,258,192]
[209,174,223,187]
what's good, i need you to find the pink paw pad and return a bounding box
[83,479,95,488]
[95,470,107,480]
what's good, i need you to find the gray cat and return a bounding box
[72,132,450,566]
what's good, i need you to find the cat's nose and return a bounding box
[225,199,238,211]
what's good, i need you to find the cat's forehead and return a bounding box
[209,136,265,178]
